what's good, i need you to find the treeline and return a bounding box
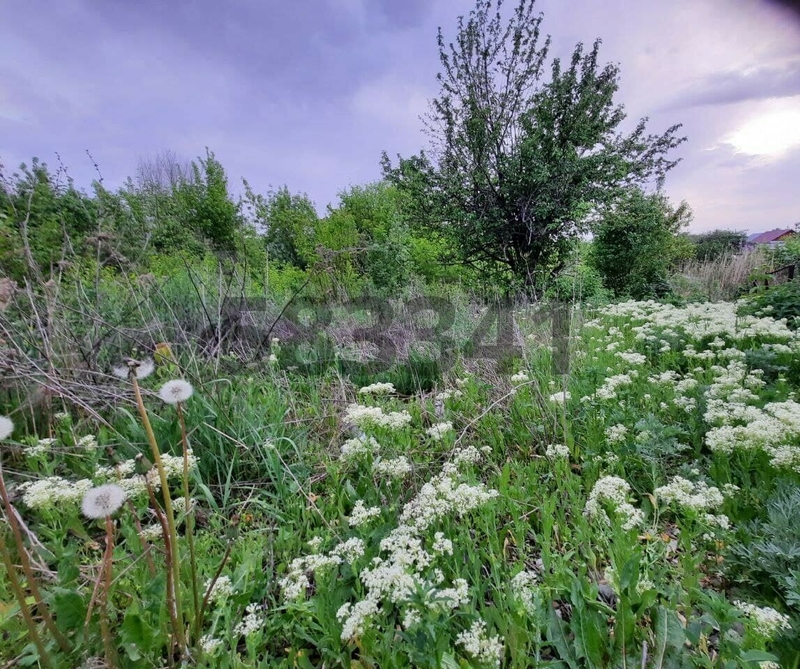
[0,151,465,298]
[0,149,755,302]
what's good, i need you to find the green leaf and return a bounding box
[440,652,460,669]
[652,606,685,669]
[53,588,85,632]
[546,606,579,669]
[739,650,779,663]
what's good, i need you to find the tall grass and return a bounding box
[670,248,774,301]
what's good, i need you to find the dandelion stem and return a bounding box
[144,478,181,660]
[0,464,70,652]
[175,402,201,642]
[100,515,118,668]
[0,531,52,668]
[198,540,233,632]
[130,374,185,651]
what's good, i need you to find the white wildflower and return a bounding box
[548,391,571,403]
[139,525,163,541]
[426,421,453,441]
[654,477,724,512]
[199,635,223,654]
[337,599,379,641]
[340,435,381,460]
[734,601,791,638]
[233,603,265,637]
[372,455,412,478]
[332,537,366,563]
[584,476,643,531]
[605,424,628,444]
[432,532,453,555]
[402,608,422,629]
[77,435,99,450]
[545,443,569,459]
[456,619,504,667]
[511,571,538,615]
[349,501,381,527]
[510,371,529,384]
[358,382,395,395]
[205,575,233,604]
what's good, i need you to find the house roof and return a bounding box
[748,228,795,244]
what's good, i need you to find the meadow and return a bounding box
[1,271,798,668]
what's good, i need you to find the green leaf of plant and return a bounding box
[440,652,460,669]
[546,606,579,669]
[652,606,685,669]
[739,650,779,663]
[53,588,85,632]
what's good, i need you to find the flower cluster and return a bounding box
[510,571,538,615]
[25,437,56,457]
[545,443,569,459]
[456,619,504,667]
[358,382,395,395]
[584,476,644,531]
[425,421,453,441]
[349,501,382,527]
[0,415,13,440]
[233,603,266,637]
[18,476,94,511]
[372,455,412,478]
[205,575,234,604]
[734,600,791,638]
[339,435,381,461]
[344,404,413,430]
[654,477,724,511]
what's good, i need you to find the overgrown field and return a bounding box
[1,296,799,668]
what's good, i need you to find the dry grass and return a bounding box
[670,248,775,301]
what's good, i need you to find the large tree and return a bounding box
[383,0,686,292]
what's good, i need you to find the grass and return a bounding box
[1,272,799,668]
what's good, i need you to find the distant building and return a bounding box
[745,228,796,248]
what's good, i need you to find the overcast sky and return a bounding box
[1,0,799,233]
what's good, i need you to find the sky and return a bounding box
[1,0,799,233]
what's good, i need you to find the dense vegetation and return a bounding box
[1,0,798,667]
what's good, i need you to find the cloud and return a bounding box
[0,0,797,230]
[665,60,800,109]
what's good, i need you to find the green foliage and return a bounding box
[590,188,693,299]
[383,0,685,291]
[728,482,800,611]
[248,184,319,270]
[690,229,747,262]
[739,280,800,329]
[0,159,97,279]
[546,244,610,303]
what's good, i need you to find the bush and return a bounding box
[739,280,800,329]
[590,188,692,299]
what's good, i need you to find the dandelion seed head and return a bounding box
[112,358,155,380]
[81,484,127,519]
[0,416,14,440]
[158,379,194,405]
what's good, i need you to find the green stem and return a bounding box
[176,402,200,642]
[0,531,52,668]
[100,515,118,668]
[0,464,70,652]
[130,375,185,651]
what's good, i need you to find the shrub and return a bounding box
[739,280,800,329]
